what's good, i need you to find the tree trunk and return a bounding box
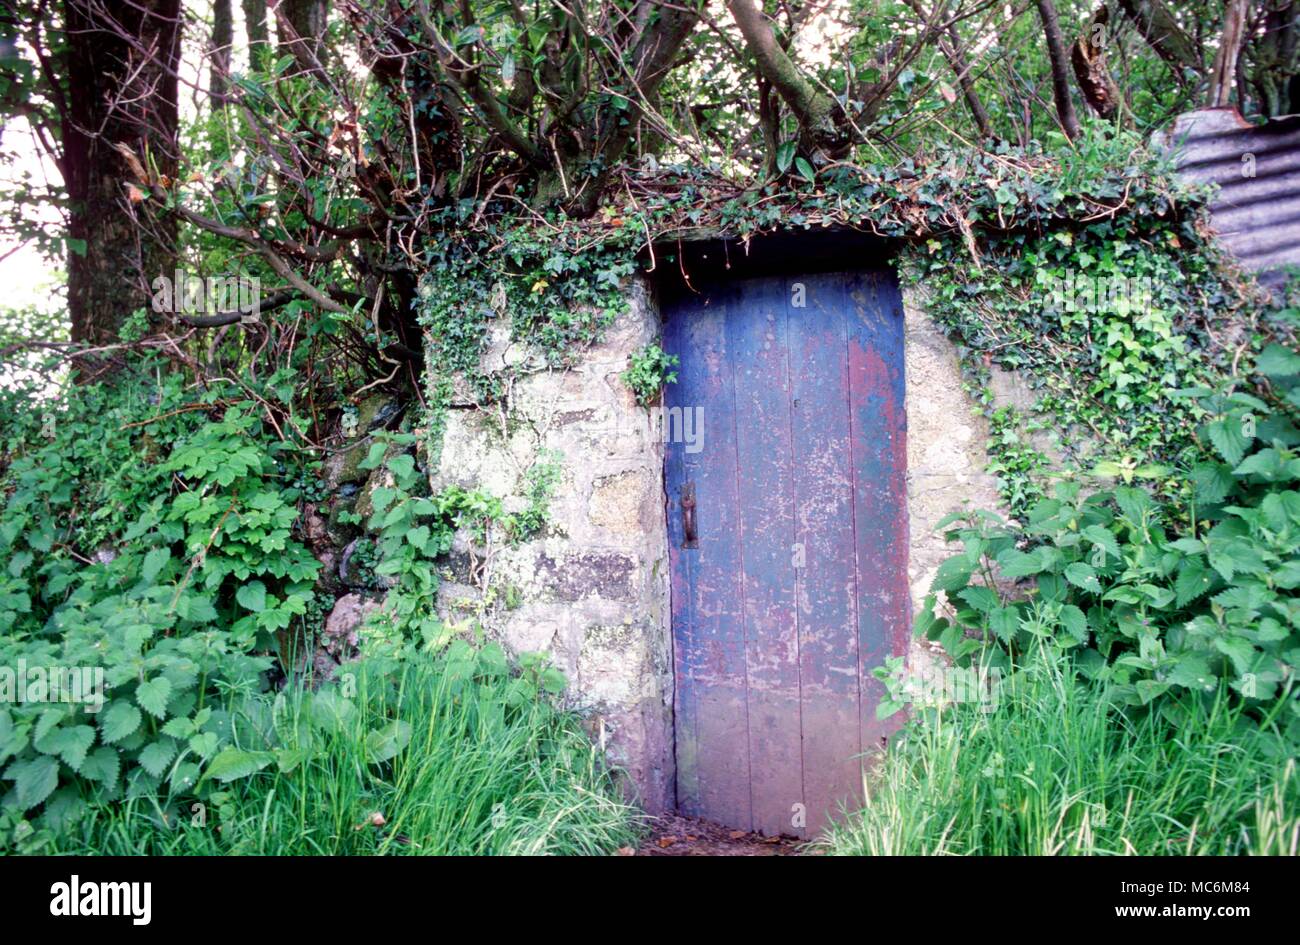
[942,21,995,140]
[1209,0,1249,108]
[63,0,182,347]
[1071,5,1121,119]
[726,0,842,160]
[1035,0,1082,139]
[211,0,232,103]
[242,0,269,67]
[278,0,327,62]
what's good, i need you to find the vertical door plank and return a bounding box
[788,272,865,833]
[728,276,803,837]
[664,281,752,830]
[662,298,699,814]
[845,270,911,753]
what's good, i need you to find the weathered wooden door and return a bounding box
[662,268,908,838]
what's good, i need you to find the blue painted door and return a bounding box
[663,269,909,838]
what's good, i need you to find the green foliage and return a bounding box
[45,651,638,856]
[823,645,1298,856]
[0,355,321,847]
[917,322,1300,746]
[622,343,679,407]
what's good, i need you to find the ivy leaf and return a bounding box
[100,702,142,744]
[137,677,173,719]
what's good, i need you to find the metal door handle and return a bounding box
[681,481,698,547]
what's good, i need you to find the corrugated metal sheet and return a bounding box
[1163,106,1300,289]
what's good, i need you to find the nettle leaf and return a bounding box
[1206,417,1248,467]
[236,580,268,613]
[138,739,177,778]
[201,747,274,783]
[141,546,171,583]
[170,763,201,794]
[1255,343,1300,378]
[1063,562,1103,594]
[1190,462,1234,505]
[997,548,1045,578]
[1213,635,1256,675]
[34,708,66,743]
[137,677,173,719]
[387,454,417,484]
[930,555,974,592]
[405,525,431,552]
[6,754,59,810]
[100,702,143,744]
[188,731,219,759]
[8,550,33,577]
[957,585,1000,613]
[988,605,1021,643]
[162,716,195,739]
[1059,604,1089,643]
[1234,448,1296,482]
[35,724,96,771]
[80,746,120,785]
[1175,562,1216,606]
[1081,525,1121,563]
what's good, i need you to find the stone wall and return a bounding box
[431,275,1012,816]
[900,286,1005,619]
[431,280,675,813]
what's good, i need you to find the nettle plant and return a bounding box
[0,361,323,846]
[920,332,1300,746]
[346,434,561,658]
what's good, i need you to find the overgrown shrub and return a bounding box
[918,320,1300,747]
[0,357,321,844]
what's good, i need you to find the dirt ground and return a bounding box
[624,814,807,856]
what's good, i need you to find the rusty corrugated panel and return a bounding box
[1164,107,1300,289]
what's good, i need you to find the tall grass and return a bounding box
[54,656,641,855]
[821,648,1299,856]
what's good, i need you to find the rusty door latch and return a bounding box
[681,481,698,548]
